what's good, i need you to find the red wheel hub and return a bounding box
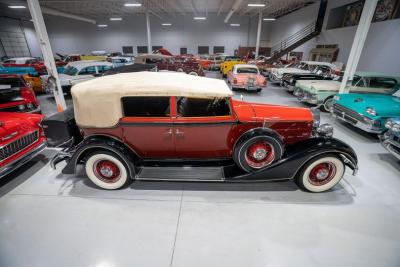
[93,160,121,183]
[245,141,275,169]
[308,162,336,186]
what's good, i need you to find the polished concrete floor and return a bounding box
[1,71,400,267]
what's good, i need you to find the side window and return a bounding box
[177,97,231,117]
[97,65,113,74]
[78,66,96,75]
[122,97,170,117]
[26,59,38,64]
[368,77,397,89]
[351,76,364,87]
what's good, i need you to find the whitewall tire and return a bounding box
[85,151,129,190]
[296,155,345,193]
[188,71,198,76]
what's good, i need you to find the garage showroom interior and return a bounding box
[1,0,400,266]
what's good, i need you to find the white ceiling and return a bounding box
[1,0,318,20]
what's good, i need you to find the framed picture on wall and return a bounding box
[342,1,364,27]
[373,0,399,22]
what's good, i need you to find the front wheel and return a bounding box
[85,150,131,190]
[295,155,345,193]
[322,97,334,112]
[234,135,283,172]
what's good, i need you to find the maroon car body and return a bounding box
[157,57,204,76]
[0,112,46,178]
[0,74,41,113]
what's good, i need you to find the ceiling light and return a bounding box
[97,24,108,27]
[162,23,172,26]
[230,23,240,27]
[110,17,122,21]
[248,3,266,7]
[8,5,26,9]
[263,18,276,21]
[193,17,206,20]
[124,3,142,7]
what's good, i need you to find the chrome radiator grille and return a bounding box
[0,131,39,161]
[333,104,365,124]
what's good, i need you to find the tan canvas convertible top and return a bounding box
[71,71,233,128]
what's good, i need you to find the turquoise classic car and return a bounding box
[331,86,400,134]
[0,65,38,75]
[294,72,400,111]
[380,118,400,160]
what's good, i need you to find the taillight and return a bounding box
[233,78,237,84]
[263,79,267,86]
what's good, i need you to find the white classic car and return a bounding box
[57,60,114,92]
[269,61,341,84]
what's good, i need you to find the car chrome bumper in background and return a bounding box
[380,133,400,160]
[296,90,320,105]
[332,104,383,134]
[269,73,281,83]
[232,84,262,91]
[0,141,46,179]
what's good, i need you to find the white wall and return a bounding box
[267,0,400,76]
[15,13,264,57]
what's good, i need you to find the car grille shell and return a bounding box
[0,131,39,162]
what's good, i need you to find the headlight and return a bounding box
[366,107,377,116]
[392,123,400,133]
[311,108,320,128]
[27,103,34,109]
[333,95,340,101]
[18,104,25,111]
[317,123,334,137]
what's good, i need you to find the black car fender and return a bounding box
[61,134,138,178]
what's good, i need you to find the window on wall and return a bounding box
[122,46,133,54]
[213,46,225,54]
[152,46,163,52]
[180,47,187,55]
[137,46,148,54]
[198,46,209,55]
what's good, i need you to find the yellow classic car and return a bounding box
[220,56,245,77]
[22,74,45,93]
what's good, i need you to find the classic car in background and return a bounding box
[0,112,46,179]
[106,56,134,68]
[208,55,225,70]
[2,57,66,75]
[381,118,400,160]
[56,53,107,63]
[194,55,212,70]
[103,63,156,76]
[135,54,171,64]
[227,64,266,92]
[296,72,400,111]
[48,72,357,193]
[331,85,400,134]
[0,74,40,113]
[269,61,341,84]
[157,56,204,76]
[54,60,114,92]
[0,65,44,93]
[220,56,245,78]
[282,65,342,92]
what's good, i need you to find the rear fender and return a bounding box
[61,135,138,178]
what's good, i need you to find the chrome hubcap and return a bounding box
[253,148,267,160]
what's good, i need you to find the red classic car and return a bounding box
[157,57,204,76]
[0,112,46,178]
[49,72,357,193]
[2,57,66,75]
[0,74,41,113]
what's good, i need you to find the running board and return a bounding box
[136,166,224,181]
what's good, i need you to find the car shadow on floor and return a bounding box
[63,167,356,205]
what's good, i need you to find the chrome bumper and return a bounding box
[269,73,281,83]
[0,141,46,179]
[297,90,320,105]
[332,111,382,134]
[380,134,400,160]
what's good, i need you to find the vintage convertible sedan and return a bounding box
[48,72,358,192]
[381,118,400,160]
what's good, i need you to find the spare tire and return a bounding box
[234,135,283,172]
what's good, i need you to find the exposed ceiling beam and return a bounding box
[224,0,244,23]
[41,6,96,24]
[190,0,199,16]
[217,0,225,16]
[147,0,176,18]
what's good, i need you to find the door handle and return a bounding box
[176,129,184,135]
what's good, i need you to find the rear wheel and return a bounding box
[234,135,283,172]
[85,150,131,190]
[295,155,345,193]
[188,71,198,76]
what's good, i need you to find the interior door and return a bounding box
[173,97,236,159]
[120,96,175,159]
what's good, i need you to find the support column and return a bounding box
[255,11,262,57]
[27,0,66,111]
[146,10,152,53]
[339,0,378,93]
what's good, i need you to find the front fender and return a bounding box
[226,137,358,181]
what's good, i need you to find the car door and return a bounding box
[173,96,237,159]
[120,96,175,158]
